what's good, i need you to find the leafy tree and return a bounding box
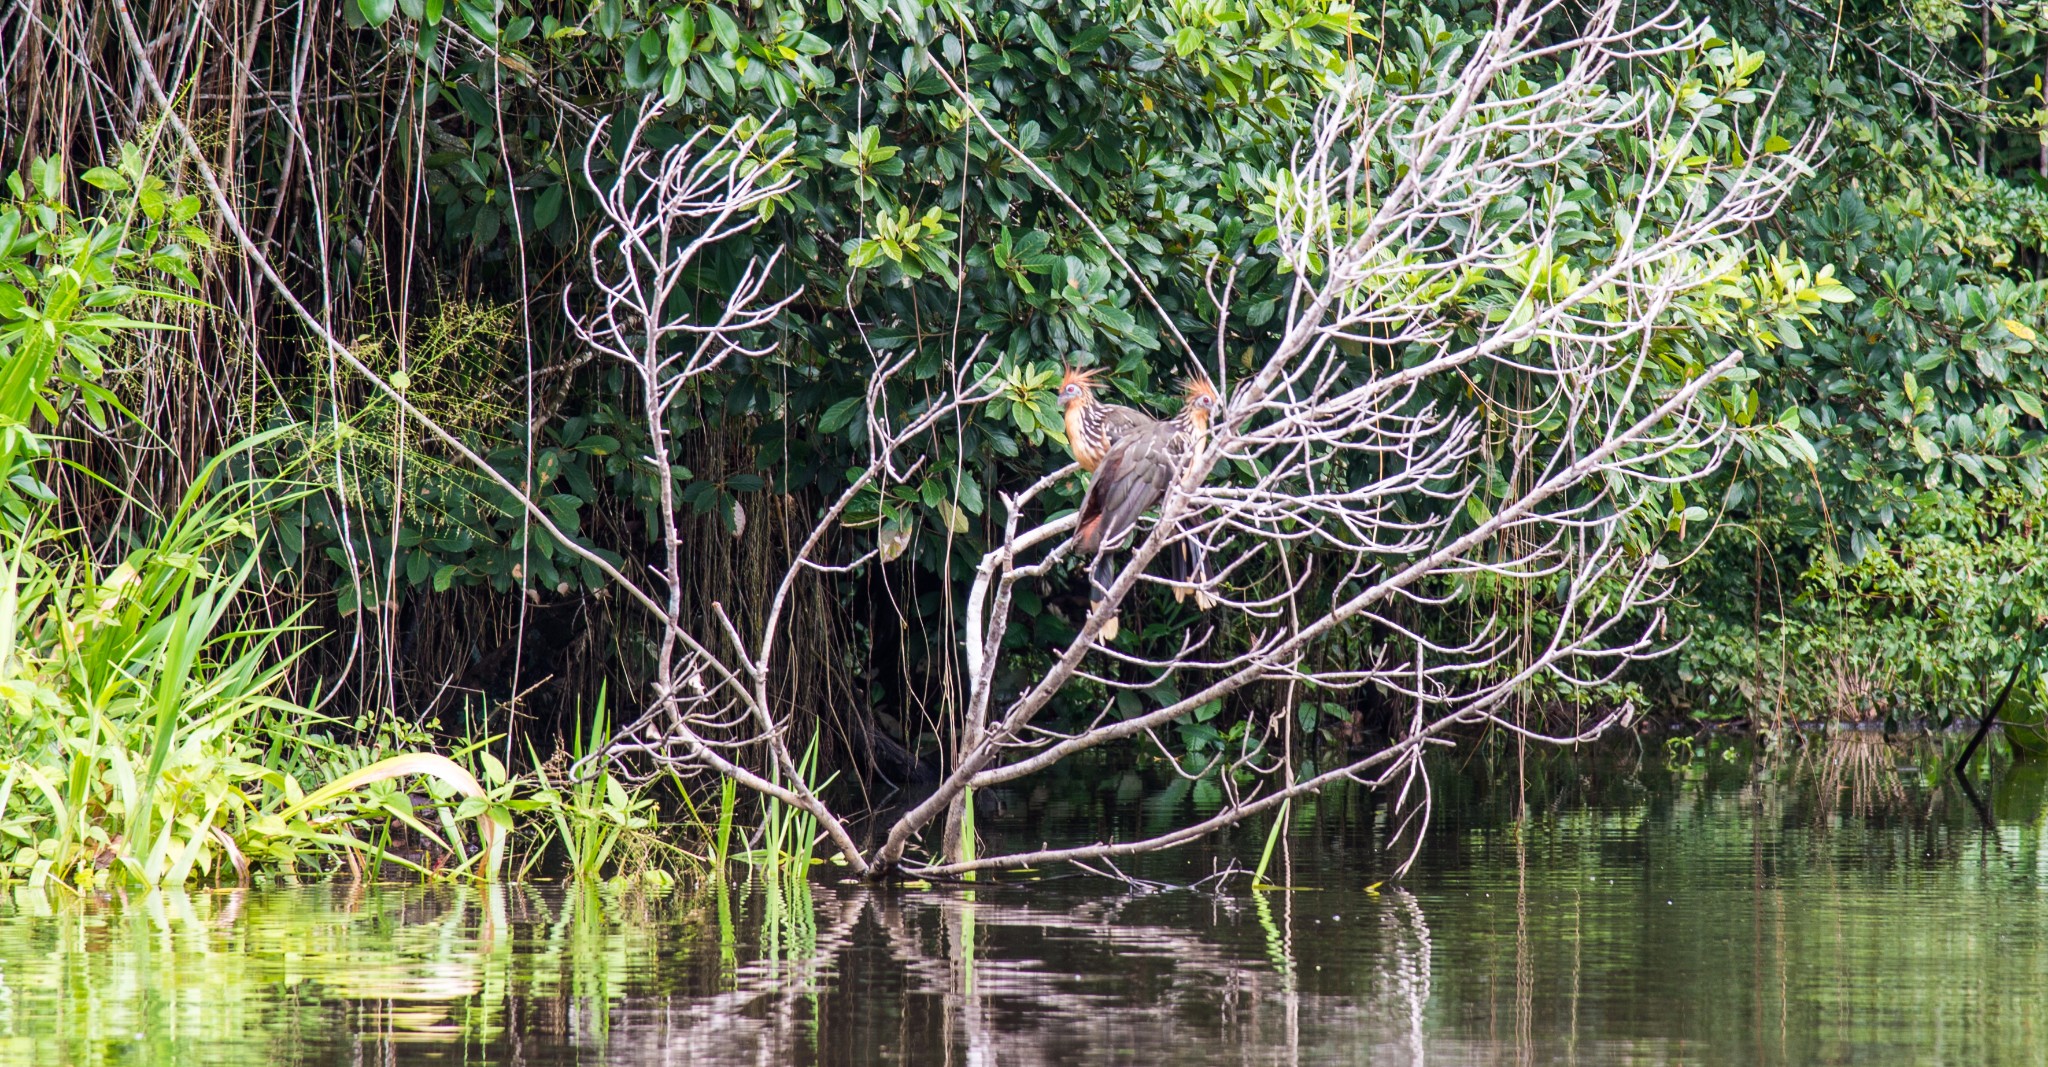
[1658,0,2048,717]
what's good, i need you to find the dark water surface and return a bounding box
[8,735,2048,1065]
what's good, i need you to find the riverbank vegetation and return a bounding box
[0,0,2043,884]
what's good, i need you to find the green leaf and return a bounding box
[956,474,984,515]
[1026,12,1060,54]
[1780,428,1819,466]
[79,167,127,192]
[819,396,862,433]
[534,184,564,230]
[357,0,397,27]
[705,5,740,50]
[879,519,912,562]
[458,0,497,39]
[1070,25,1111,53]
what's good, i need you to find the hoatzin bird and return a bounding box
[1074,377,1221,639]
[1057,365,1157,471]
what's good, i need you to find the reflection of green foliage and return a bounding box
[0,882,704,1064]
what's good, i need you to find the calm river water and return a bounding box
[6,735,2048,1065]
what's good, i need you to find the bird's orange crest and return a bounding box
[1182,376,1221,412]
[1061,365,1106,390]
[1059,365,1107,408]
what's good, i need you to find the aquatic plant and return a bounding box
[526,689,686,885]
[0,152,540,887]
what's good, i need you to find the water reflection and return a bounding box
[5,736,2048,1065]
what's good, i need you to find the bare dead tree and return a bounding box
[586,0,1827,880]
[570,104,1003,877]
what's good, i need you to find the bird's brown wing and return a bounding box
[1100,436,1176,546]
[1070,401,1156,471]
[1076,423,1176,556]
[1096,403,1154,448]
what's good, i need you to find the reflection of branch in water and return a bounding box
[594,878,1455,1067]
[1253,891,1292,979]
[1385,889,1434,1066]
[1516,825,1533,1066]
[1251,884,1301,1065]
[1954,769,1995,830]
[598,878,865,1065]
[1801,735,1908,820]
[23,878,1458,1067]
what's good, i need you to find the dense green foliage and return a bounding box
[295,0,1371,609]
[0,152,691,886]
[2,0,2046,825]
[317,0,1370,603]
[300,0,1842,727]
[1660,0,2048,719]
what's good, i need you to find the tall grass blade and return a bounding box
[1252,797,1291,890]
[277,753,505,881]
[715,775,735,874]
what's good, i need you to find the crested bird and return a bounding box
[1057,365,1157,472]
[1074,376,1221,640]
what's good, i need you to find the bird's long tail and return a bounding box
[1089,552,1120,641]
[1167,523,1216,610]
